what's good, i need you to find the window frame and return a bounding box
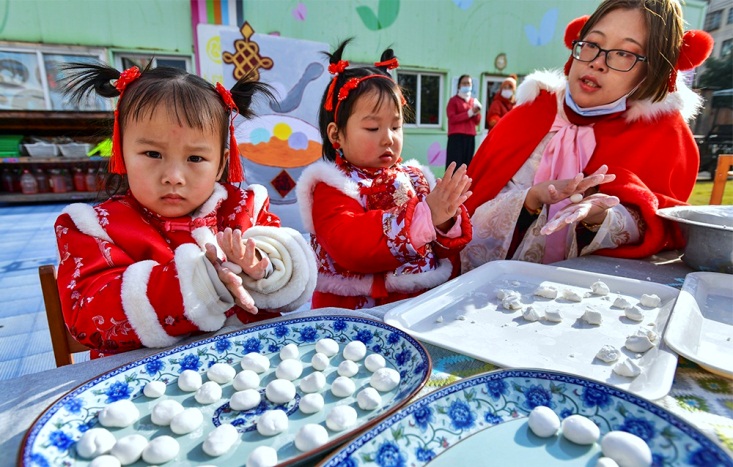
[112,53,192,73]
[704,9,723,31]
[721,39,733,58]
[397,70,445,129]
[728,7,733,25]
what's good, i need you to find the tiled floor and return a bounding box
[0,202,89,381]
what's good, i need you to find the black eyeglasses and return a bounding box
[572,40,647,72]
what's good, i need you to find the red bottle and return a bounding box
[73,168,86,192]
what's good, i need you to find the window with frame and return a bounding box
[728,7,733,24]
[0,43,109,111]
[704,10,723,31]
[721,39,733,58]
[397,71,444,128]
[113,53,191,73]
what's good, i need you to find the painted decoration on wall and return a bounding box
[524,8,558,46]
[452,0,473,10]
[222,23,274,81]
[427,141,447,167]
[292,2,307,21]
[357,0,400,30]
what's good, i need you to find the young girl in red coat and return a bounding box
[56,63,316,357]
[297,40,473,310]
[463,0,713,270]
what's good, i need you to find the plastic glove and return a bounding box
[541,193,620,235]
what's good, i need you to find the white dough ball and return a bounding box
[207,363,236,384]
[326,405,358,431]
[170,407,204,435]
[195,381,223,405]
[331,376,356,398]
[370,367,401,392]
[233,369,260,391]
[279,343,300,360]
[257,409,289,436]
[178,369,203,392]
[230,389,262,411]
[596,458,620,467]
[299,371,326,393]
[89,455,121,467]
[364,354,386,372]
[601,431,652,467]
[246,445,278,467]
[151,399,185,426]
[311,353,330,371]
[98,399,139,428]
[527,406,560,437]
[143,380,166,398]
[202,423,239,457]
[295,423,329,451]
[76,428,117,458]
[110,434,147,465]
[299,393,325,414]
[570,193,583,204]
[315,338,339,357]
[337,360,359,377]
[241,352,270,373]
[343,341,367,361]
[265,379,296,404]
[561,414,600,445]
[276,359,303,381]
[141,435,179,464]
[357,387,382,410]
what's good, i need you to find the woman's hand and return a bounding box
[425,162,472,230]
[525,165,616,211]
[540,193,620,235]
[216,228,270,280]
[205,244,258,314]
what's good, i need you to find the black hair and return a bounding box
[62,61,274,196]
[317,39,410,162]
[457,74,471,90]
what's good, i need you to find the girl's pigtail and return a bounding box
[375,48,397,75]
[61,62,121,103]
[230,77,276,119]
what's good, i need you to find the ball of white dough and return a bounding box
[151,399,184,426]
[311,353,330,371]
[528,406,560,437]
[370,367,400,392]
[279,343,300,360]
[230,389,261,411]
[241,352,270,373]
[276,359,303,381]
[246,445,278,467]
[265,379,296,404]
[76,428,116,458]
[299,393,325,414]
[343,341,367,361]
[337,360,359,377]
[110,434,147,465]
[141,435,179,464]
[207,363,236,384]
[257,409,289,436]
[364,354,386,372]
[357,387,382,411]
[315,338,339,357]
[98,399,139,428]
[143,380,166,398]
[170,407,204,435]
[326,405,358,431]
[295,423,329,452]
[570,193,583,204]
[195,381,223,405]
[203,423,239,457]
[331,376,356,398]
[601,431,652,467]
[178,369,203,392]
[89,455,121,467]
[561,414,600,445]
[233,369,260,391]
[299,371,326,393]
[596,457,620,467]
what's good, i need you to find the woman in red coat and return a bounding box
[485,74,517,131]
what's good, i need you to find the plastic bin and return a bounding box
[0,135,22,158]
[24,142,59,158]
[58,143,93,158]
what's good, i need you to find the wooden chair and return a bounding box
[710,154,733,205]
[39,264,89,366]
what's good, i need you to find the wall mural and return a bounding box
[356,0,400,31]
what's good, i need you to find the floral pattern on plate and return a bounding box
[21,315,431,466]
[320,369,732,467]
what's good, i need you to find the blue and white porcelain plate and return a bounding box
[319,369,732,467]
[20,315,431,466]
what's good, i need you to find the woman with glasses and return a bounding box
[461,0,713,271]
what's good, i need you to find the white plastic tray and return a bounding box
[664,272,733,378]
[384,260,680,400]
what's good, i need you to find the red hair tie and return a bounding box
[324,60,349,112]
[374,58,399,70]
[215,83,244,183]
[110,66,142,175]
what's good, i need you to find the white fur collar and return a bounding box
[516,69,702,123]
[193,183,228,218]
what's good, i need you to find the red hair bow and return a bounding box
[110,66,142,175]
[374,58,399,70]
[215,83,245,183]
[325,60,350,112]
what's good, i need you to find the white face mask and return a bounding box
[459,86,472,95]
[564,79,644,117]
[501,89,514,99]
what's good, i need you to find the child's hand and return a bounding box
[216,228,271,280]
[526,165,615,210]
[425,162,472,230]
[541,193,620,235]
[205,244,258,315]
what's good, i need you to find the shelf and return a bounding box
[0,191,107,204]
[0,111,113,136]
[0,157,107,164]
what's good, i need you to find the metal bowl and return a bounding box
[657,205,733,274]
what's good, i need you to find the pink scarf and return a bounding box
[533,113,596,263]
